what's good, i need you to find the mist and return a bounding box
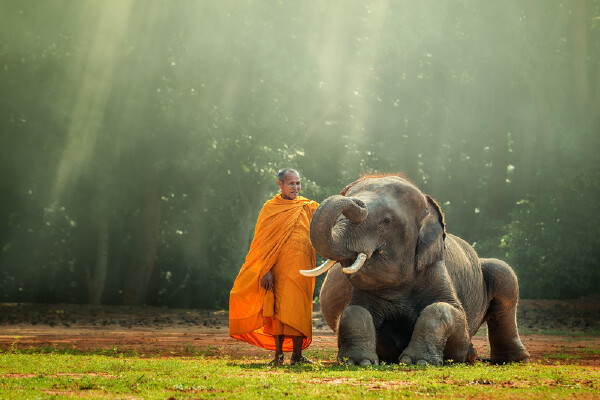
[1,0,598,308]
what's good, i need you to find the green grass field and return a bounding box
[1,347,598,399]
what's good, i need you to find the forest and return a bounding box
[1,0,599,309]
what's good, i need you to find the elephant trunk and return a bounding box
[309,195,368,262]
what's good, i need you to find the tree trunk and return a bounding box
[86,214,109,305]
[123,178,162,306]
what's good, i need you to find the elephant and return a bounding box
[300,174,530,366]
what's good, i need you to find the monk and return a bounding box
[229,168,319,365]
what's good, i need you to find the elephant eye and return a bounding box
[381,217,391,225]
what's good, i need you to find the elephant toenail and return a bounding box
[400,356,412,365]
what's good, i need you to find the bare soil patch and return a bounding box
[1,297,598,366]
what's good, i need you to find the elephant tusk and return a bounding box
[299,259,337,277]
[342,253,368,274]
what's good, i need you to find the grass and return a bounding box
[1,348,598,399]
[474,323,600,338]
[543,345,600,362]
[518,327,600,337]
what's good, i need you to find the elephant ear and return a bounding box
[415,195,446,271]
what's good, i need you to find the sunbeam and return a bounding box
[50,1,134,205]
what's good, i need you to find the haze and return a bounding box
[1,1,598,308]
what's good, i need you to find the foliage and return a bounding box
[0,0,599,306]
[500,121,600,298]
[503,183,600,299]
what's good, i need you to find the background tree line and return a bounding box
[1,0,599,309]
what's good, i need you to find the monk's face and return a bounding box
[277,171,301,200]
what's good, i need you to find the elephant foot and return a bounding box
[398,302,469,367]
[338,350,379,366]
[399,350,443,367]
[466,343,478,364]
[490,341,530,364]
[337,305,379,366]
[399,340,444,366]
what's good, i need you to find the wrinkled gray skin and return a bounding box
[312,176,530,366]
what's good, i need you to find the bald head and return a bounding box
[277,168,299,182]
[277,168,301,200]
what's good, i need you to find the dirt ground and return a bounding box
[1,297,599,366]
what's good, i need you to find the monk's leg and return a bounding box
[290,336,312,365]
[272,335,284,365]
[291,336,303,360]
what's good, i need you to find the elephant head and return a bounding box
[302,174,446,290]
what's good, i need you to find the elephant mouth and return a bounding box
[300,252,369,277]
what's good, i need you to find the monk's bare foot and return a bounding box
[269,354,284,366]
[290,355,313,365]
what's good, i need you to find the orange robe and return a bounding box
[229,194,319,351]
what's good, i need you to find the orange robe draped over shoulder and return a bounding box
[229,194,319,351]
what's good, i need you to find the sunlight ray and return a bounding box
[50,1,134,205]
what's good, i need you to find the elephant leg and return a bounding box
[337,305,379,366]
[481,258,530,364]
[319,264,352,333]
[400,302,470,366]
